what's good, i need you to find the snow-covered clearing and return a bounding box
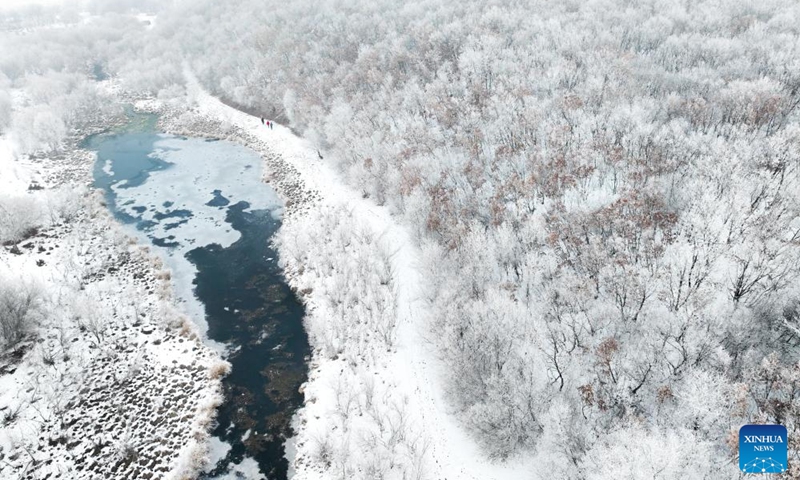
[186,75,535,479]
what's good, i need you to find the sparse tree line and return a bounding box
[0,188,133,352]
[0,188,85,352]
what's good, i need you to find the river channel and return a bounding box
[87,114,310,479]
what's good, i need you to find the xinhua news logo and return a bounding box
[739,424,787,474]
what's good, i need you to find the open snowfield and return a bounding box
[185,74,535,479]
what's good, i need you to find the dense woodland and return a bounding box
[3,0,800,478]
[176,0,800,476]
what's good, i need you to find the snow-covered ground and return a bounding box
[186,74,536,479]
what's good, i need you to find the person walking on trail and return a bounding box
[269,120,273,130]
[260,117,265,125]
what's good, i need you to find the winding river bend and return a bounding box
[86,114,310,479]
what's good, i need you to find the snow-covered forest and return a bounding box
[174,0,800,477]
[3,0,800,478]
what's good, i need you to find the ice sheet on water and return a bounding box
[203,430,265,480]
[203,437,232,474]
[113,135,282,248]
[208,457,264,480]
[102,158,114,176]
[108,135,283,344]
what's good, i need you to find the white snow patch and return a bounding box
[208,456,264,480]
[0,0,70,12]
[0,136,31,195]
[102,157,114,176]
[204,436,233,473]
[136,12,157,30]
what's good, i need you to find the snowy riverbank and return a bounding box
[0,131,228,480]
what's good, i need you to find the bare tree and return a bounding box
[0,281,42,351]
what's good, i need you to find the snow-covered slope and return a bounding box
[186,73,534,479]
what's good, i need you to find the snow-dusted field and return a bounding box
[0,135,228,480]
[185,75,535,479]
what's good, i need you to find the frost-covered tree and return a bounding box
[0,279,43,351]
[161,0,800,466]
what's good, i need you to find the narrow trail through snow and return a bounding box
[186,74,532,480]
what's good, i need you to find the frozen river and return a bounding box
[87,117,310,479]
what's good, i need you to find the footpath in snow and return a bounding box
[186,74,533,480]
